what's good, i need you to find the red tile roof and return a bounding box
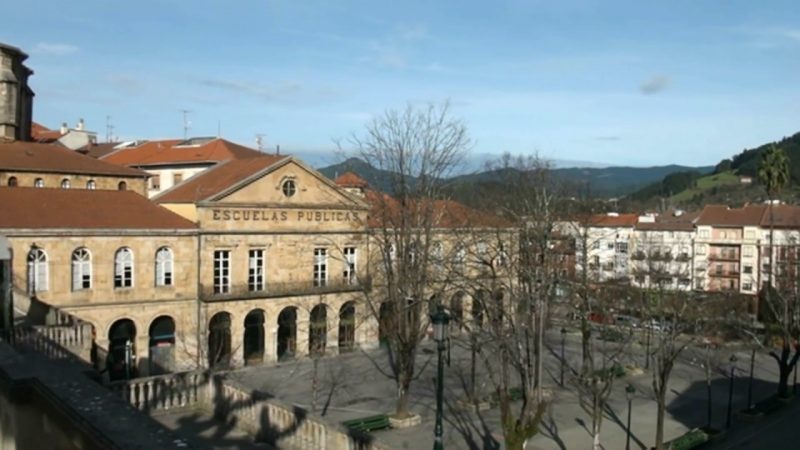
[30,122,62,142]
[635,210,700,231]
[760,204,800,228]
[102,138,264,167]
[0,141,148,177]
[587,213,639,227]
[334,171,368,188]
[154,155,288,203]
[0,187,196,230]
[696,205,767,227]
[364,189,511,229]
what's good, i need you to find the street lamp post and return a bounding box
[560,327,567,386]
[430,306,450,450]
[726,354,737,429]
[625,384,635,450]
[747,348,755,410]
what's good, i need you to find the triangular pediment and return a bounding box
[209,158,367,209]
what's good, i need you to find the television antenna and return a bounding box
[181,109,192,139]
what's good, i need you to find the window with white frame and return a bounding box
[743,282,753,291]
[155,247,173,286]
[743,246,753,257]
[114,248,134,288]
[248,249,265,291]
[27,247,48,294]
[71,248,91,290]
[213,250,230,294]
[696,244,706,255]
[699,229,710,239]
[343,247,357,285]
[313,248,328,287]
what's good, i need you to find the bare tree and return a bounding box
[453,154,560,450]
[345,101,470,419]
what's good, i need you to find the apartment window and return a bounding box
[745,230,755,239]
[616,242,628,254]
[61,178,70,189]
[34,178,44,188]
[313,248,328,287]
[86,180,96,190]
[173,172,183,185]
[762,263,771,273]
[150,174,161,190]
[592,240,600,250]
[695,277,704,290]
[607,242,614,250]
[743,282,753,291]
[7,176,17,187]
[743,246,753,257]
[155,247,174,286]
[213,250,230,294]
[71,248,92,290]
[343,247,357,285]
[592,255,600,266]
[696,244,706,255]
[699,230,710,239]
[679,278,691,287]
[27,247,48,294]
[432,242,444,265]
[248,249,265,291]
[715,264,723,275]
[118,181,127,191]
[743,265,753,274]
[114,248,134,288]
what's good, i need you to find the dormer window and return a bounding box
[282,179,296,197]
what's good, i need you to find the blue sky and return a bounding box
[2,0,800,167]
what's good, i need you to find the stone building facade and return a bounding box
[0,43,33,142]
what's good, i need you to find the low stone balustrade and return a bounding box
[107,370,207,414]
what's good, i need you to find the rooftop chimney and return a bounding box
[76,118,84,131]
[60,122,68,134]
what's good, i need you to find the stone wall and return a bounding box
[0,172,148,196]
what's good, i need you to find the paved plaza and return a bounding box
[153,326,792,450]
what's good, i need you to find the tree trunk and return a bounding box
[396,382,411,418]
[655,397,665,450]
[778,361,791,398]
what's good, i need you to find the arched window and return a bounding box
[34,178,44,188]
[61,178,71,189]
[155,247,173,286]
[114,248,134,288]
[27,247,48,294]
[72,248,92,290]
[7,177,17,187]
[118,181,127,191]
[86,180,96,190]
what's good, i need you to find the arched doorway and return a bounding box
[243,309,265,366]
[309,304,327,356]
[148,316,175,375]
[208,312,232,369]
[378,302,392,347]
[277,307,297,361]
[108,319,136,381]
[338,302,356,352]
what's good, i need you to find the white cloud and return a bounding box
[33,42,79,55]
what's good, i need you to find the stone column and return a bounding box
[135,335,149,377]
[229,314,245,368]
[295,308,310,358]
[326,313,339,355]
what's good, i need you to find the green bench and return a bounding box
[342,414,392,433]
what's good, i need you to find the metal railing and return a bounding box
[201,277,369,301]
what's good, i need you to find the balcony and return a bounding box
[201,277,369,301]
[708,253,739,262]
[650,253,673,262]
[709,270,740,278]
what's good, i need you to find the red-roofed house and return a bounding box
[101,137,265,197]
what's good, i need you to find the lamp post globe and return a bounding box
[430,305,450,450]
